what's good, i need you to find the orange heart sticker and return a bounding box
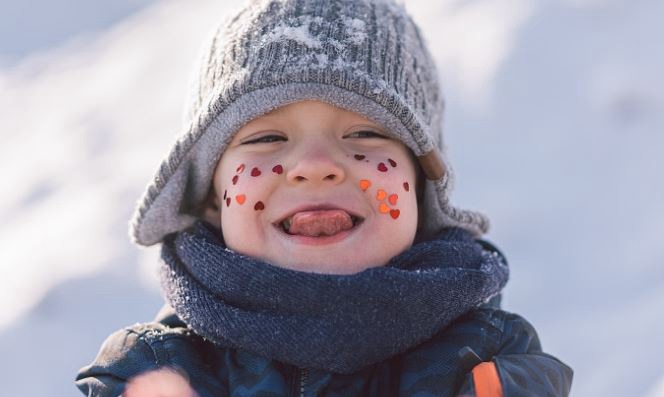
[360,179,371,191]
[379,203,390,213]
[376,189,387,201]
[236,194,246,205]
[390,209,400,219]
[388,194,398,205]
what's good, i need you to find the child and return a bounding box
[76,0,573,396]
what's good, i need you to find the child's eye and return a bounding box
[345,130,389,139]
[242,134,287,144]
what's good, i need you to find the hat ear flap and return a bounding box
[199,186,222,229]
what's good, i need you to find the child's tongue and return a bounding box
[288,209,353,237]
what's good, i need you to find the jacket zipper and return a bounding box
[300,367,308,397]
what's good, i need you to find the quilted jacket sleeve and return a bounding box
[456,311,573,397]
[74,322,224,397]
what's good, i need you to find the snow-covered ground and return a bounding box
[1,0,662,395]
[0,0,157,67]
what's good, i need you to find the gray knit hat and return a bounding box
[129,0,490,246]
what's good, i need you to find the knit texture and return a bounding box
[159,221,509,373]
[129,0,490,246]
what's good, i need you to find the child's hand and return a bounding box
[123,367,198,397]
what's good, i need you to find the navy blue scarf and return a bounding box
[160,221,509,374]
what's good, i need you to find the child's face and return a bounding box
[206,100,418,274]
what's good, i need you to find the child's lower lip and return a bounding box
[272,221,361,246]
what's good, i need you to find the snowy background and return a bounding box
[1,0,662,395]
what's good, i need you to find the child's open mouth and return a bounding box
[275,208,364,238]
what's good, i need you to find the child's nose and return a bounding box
[286,148,346,186]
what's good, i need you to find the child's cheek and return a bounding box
[353,155,414,221]
[223,162,284,213]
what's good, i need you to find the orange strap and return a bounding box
[472,361,503,397]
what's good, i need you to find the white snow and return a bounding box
[260,14,371,69]
[0,0,157,67]
[265,22,324,49]
[646,376,664,397]
[343,17,368,45]
[1,0,662,396]
[409,0,534,109]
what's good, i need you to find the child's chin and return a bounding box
[272,257,382,275]
[265,221,392,273]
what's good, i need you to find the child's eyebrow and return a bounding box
[350,123,386,132]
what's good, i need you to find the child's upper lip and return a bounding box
[273,203,365,225]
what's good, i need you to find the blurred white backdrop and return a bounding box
[1,0,662,396]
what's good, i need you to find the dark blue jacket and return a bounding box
[75,303,572,396]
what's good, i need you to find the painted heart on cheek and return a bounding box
[272,165,283,174]
[232,175,239,185]
[377,162,388,172]
[403,182,410,192]
[254,201,265,211]
[388,158,397,167]
[236,164,245,173]
[226,197,231,207]
[354,154,366,160]
[251,167,262,177]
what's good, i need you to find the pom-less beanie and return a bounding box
[129,0,490,246]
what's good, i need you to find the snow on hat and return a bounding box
[129,0,490,246]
